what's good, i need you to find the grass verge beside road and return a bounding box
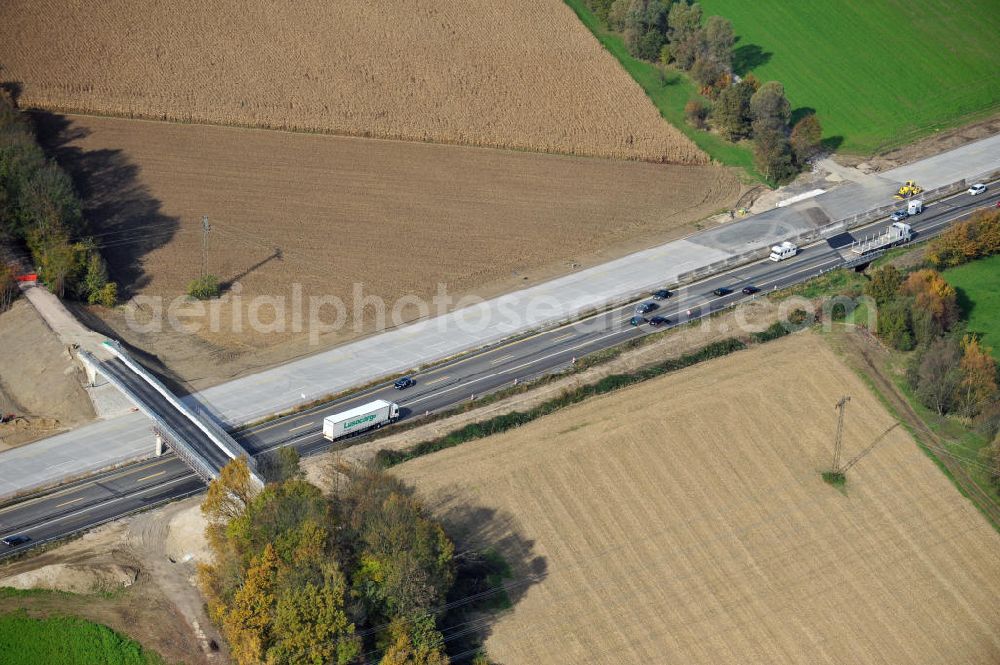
[562,0,759,178]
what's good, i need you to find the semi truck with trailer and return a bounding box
[323,399,400,440]
[850,221,912,255]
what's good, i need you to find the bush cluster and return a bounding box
[0,91,117,305]
[583,0,822,183]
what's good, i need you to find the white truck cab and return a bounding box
[769,241,798,262]
[907,199,923,215]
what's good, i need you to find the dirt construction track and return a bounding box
[396,332,1000,664]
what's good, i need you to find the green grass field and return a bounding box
[945,254,1000,359]
[563,0,760,178]
[699,0,1000,154]
[0,612,165,665]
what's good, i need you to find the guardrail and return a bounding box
[674,177,975,284]
[100,341,262,482]
[80,350,218,484]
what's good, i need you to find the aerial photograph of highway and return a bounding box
[0,1,998,663]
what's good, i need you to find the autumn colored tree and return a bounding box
[223,543,279,665]
[379,614,450,665]
[899,269,960,342]
[959,336,998,417]
[202,456,258,523]
[926,208,1000,269]
[684,98,710,129]
[790,114,823,164]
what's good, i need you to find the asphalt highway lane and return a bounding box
[2,186,997,559]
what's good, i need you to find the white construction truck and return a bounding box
[850,222,912,255]
[323,399,400,440]
[769,241,798,262]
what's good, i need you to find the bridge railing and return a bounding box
[80,350,218,484]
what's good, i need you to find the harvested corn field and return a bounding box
[40,114,740,386]
[1,0,704,164]
[395,333,1000,664]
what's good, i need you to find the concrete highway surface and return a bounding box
[1,185,998,559]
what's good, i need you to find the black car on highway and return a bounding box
[393,376,415,390]
[742,285,760,295]
[2,535,30,547]
[648,315,670,327]
[651,289,672,300]
[634,301,658,314]
[711,287,732,297]
[629,315,647,326]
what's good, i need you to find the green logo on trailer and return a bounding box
[344,414,377,430]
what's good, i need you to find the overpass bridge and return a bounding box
[80,341,262,487]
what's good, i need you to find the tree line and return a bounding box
[199,452,501,665]
[583,0,822,183]
[0,91,116,307]
[863,208,1000,484]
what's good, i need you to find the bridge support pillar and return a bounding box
[154,433,164,457]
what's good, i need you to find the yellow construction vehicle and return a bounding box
[894,180,923,199]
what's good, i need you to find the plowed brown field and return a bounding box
[41,114,739,386]
[0,0,703,164]
[395,333,1000,664]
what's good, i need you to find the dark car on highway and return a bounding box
[2,535,30,547]
[393,376,415,390]
[651,289,672,300]
[648,315,670,327]
[634,302,658,314]
[629,315,647,326]
[711,287,732,297]
[742,285,759,295]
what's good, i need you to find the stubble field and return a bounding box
[42,114,740,386]
[0,0,702,164]
[396,332,1000,664]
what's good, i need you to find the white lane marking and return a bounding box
[135,471,166,483]
[551,333,575,343]
[423,375,451,386]
[25,475,196,534]
[55,496,85,509]
[405,328,631,406]
[489,354,515,366]
[288,421,315,432]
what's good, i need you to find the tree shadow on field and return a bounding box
[732,42,772,77]
[433,497,548,658]
[790,106,817,127]
[29,111,179,299]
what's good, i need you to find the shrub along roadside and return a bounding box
[376,337,747,468]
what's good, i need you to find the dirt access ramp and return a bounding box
[395,332,1000,664]
[0,497,224,664]
[41,114,741,388]
[0,298,95,449]
[0,0,702,164]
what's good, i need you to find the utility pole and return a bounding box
[831,395,851,472]
[201,215,211,278]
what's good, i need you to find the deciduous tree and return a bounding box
[913,337,963,415]
[749,81,791,135]
[790,114,823,164]
[959,336,998,417]
[865,265,903,305]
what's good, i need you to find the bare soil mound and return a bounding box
[0,299,95,449]
[0,563,138,594]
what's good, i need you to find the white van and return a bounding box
[769,241,798,262]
